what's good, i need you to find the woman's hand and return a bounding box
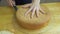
[22,0,45,18]
[7,0,15,7]
[7,0,13,7]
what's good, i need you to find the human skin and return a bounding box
[24,0,45,18]
[7,0,45,18]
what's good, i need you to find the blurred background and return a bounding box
[0,0,60,6]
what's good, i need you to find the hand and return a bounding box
[22,0,45,18]
[22,4,45,18]
[7,0,15,7]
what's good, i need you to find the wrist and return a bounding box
[32,0,40,5]
[33,0,40,3]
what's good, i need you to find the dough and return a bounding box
[16,6,51,30]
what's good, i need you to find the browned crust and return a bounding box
[16,13,50,30]
[16,16,50,30]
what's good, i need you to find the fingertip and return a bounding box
[31,16,33,18]
[24,13,27,17]
[36,15,39,18]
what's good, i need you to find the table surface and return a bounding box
[0,2,60,34]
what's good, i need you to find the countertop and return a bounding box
[0,2,60,34]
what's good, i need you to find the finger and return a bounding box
[7,0,13,7]
[25,6,33,16]
[40,8,45,14]
[36,7,39,17]
[31,7,36,18]
[21,3,32,8]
